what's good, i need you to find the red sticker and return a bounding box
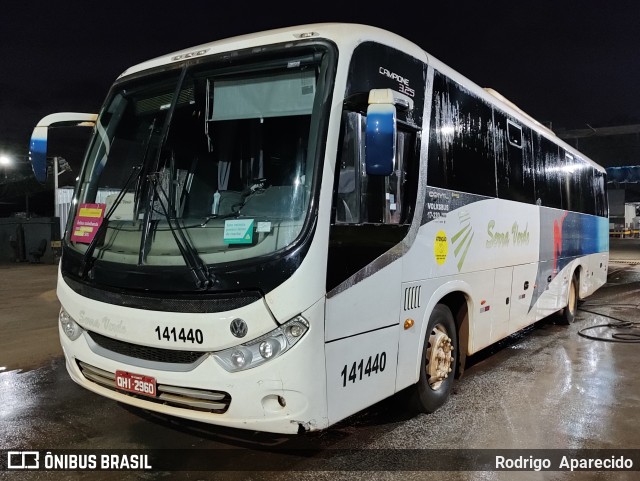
[70,203,106,244]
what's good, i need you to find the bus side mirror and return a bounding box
[29,112,97,183]
[365,90,397,176]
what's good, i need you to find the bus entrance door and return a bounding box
[324,262,402,426]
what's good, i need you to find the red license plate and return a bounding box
[115,370,157,397]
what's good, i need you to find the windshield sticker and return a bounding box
[257,221,272,233]
[71,203,106,244]
[224,219,255,244]
[105,192,135,221]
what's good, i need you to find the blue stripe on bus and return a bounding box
[560,212,609,260]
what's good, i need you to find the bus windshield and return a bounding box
[68,51,324,271]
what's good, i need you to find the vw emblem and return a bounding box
[230,318,248,338]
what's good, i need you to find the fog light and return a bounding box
[230,350,247,368]
[64,324,74,338]
[59,308,82,341]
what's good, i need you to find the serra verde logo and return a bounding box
[451,210,474,272]
[486,220,530,248]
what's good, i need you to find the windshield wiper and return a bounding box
[149,173,215,290]
[78,164,142,280]
[199,211,241,227]
[78,116,160,280]
[199,179,267,226]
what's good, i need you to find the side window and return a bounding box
[427,72,496,197]
[564,152,605,216]
[328,110,419,292]
[565,153,581,213]
[507,120,523,147]
[533,133,564,209]
[334,111,417,225]
[583,166,597,215]
[579,162,597,215]
[388,129,417,223]
[335,112,363,224]
[496,112,535,203]
[594,169,608,217]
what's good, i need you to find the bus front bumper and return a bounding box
[59,314,328,435]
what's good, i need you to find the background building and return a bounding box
[558,123,640,231]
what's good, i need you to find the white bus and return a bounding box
[31,23,608,434]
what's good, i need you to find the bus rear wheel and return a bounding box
[409,304,457,414]
[557,275,578,325]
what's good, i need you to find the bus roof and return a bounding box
[117,23,421,79]
[117,23,604,173]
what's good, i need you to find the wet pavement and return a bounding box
[1,242,640,480]
[0,263,61,372]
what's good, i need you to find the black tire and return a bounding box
[409,304,457,414]
[557,275,578,325]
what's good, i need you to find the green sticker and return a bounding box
[224,219,254,244]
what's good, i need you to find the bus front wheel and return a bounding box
[409,304,457,414]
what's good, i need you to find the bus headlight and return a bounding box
[259,338,279,359]
[213,316,308,372]
[59,308,83,341]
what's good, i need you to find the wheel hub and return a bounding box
[427,325,454,390]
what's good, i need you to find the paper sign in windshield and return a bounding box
[223,219,254,244]
[71,203,106,244]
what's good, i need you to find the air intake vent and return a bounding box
[88,331,205,365]
[77,361,231,413]
[404,285,421,311]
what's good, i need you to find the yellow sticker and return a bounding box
[434,230,448,265]
[78,207,104,218]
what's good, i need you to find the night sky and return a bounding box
[2,1,640,156]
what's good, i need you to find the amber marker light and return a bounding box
[404,319,414,330]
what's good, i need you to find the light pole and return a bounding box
[54,156,60,218]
